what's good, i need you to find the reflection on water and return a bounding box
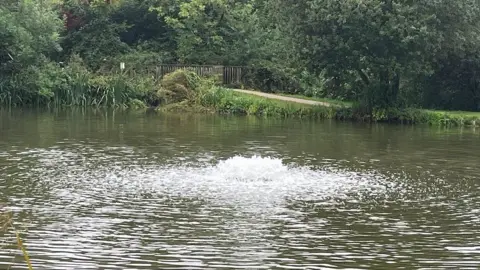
[0,109,479,269]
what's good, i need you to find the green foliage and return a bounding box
[0,53,160,108]
[2,0,480,120]
[157,68,220,105]
[265,0,480,111]
[241,66,301,93]
[100,51,171,74]
[272,0,434,108]
[158,69,201,103]
[60,0,131,69]
[150,0,258,65]
[195,87,480,126]
[60,60,160,108]
[198,86,354,119]
[418,54,480,111]
[0,0,62,74]
[111,0,176,51]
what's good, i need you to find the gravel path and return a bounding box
[233,89,334,107]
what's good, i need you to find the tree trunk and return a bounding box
[389,72,400,106]
[379,69,389,107]
[357,69,370,86]
[379,69,400,107]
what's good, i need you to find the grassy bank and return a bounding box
[277,93,480,127]
[367,107,480,127]
[176,81,480,127]
[153,70,479,127]
[196,88,353,119]
[150,70,480,127]
[3,63,479,128]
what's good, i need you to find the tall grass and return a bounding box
[369,107,480,127]
[51,62,160,109]
[53,73,146,108]
[0,55,161,109]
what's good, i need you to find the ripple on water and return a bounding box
[1,146,479,269]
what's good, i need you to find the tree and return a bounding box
[0,0,63,75]
[59,0,131,69]
[110,0,176,53]
[416,0,480,111]
[0,0,64,105]
[264,0,480,110]
[150,0,259,65]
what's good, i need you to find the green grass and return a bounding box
[424,109,480,118]
[271,91,480,121]
[190,87,480,127]
[195,87,357,120]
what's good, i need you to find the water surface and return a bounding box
[1,109,479,269]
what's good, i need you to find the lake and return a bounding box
[1,108,479,269]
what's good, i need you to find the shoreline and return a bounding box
[1,78,479,128]
[202,88,480,127]
[157,87,480,128]
[2,92,479,128]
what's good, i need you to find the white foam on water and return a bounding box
[10,147,401,219]
[33,154,394,216]
[2,150,430,269]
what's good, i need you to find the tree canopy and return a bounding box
[1,0,480,111]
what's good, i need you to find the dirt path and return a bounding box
[233,89,334,107]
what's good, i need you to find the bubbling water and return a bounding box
[25,151,400,217]
[4,146,476,270]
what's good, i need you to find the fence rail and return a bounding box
[155,64,244,86]
[105,63,298,92]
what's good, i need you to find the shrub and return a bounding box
[158,69,201,104]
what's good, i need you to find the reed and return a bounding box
[1,210,34,270]
[1,55,160,109]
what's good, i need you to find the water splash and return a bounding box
[2,147,479,269]
[22,152,398,217]
[213,155,290,181]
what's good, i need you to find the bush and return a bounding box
[157,69,201,104]
[157,69,219,105]
[51,55,160,108]
[96,50,173,75]
[0,60,67,107]
[241,66,301,94]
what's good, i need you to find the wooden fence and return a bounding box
[155,64,244,86]
[106,63,297,92]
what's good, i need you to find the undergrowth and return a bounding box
[155,68,219,110]
[0,55,161,109]
[3,59,479,128]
